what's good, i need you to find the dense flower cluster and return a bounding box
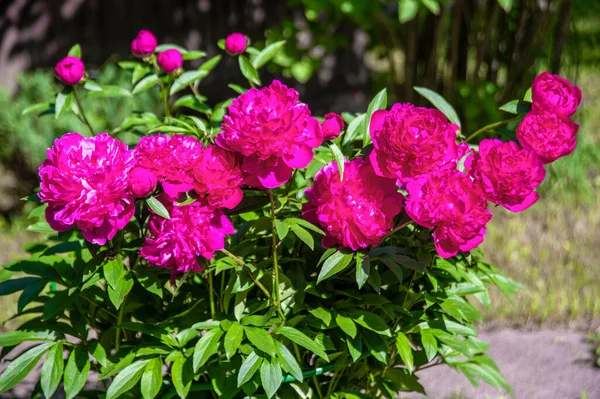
[303,158,404,250]
[217,80,323,188]
[39,133,135,245]
[369,103,459,185]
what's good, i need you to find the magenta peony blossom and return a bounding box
[157,49,183,74]
[225,33,248,54]
[322,113,344,141]
[465,139,546,212]
[134,134,204,199]
[516,111,579,164]
[531,72,582,117]
[140,197,235,275]
[369,103,460,185]
[38,133,135,245]
[302,158,404,250]
[54,56,85,85]
[131,30,158,58]
[191,145,244,209]
[405,169,492,258]
[216,80,323,188]
[128,167,158,198]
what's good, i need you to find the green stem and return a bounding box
[268,190,285,321]
[72,86,95,136]
[220,249,273,303]
[466,116,522,142]
[208,271,216,319]
[115,296,127,352]
[153,65,171,118]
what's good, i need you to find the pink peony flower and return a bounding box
[54,56,85,85]
[531,72,582,117]
[216,80,323,188]
[128,167,158,198]
[134,134,204,199]
[131,30,158,58]
[140,197,235,275]
[157,49,183,74]
[465,139,546,212]
[369,103,460,185]
[516,111,579,163]
[225,33,248,54]
[322,113,344,141]
[191,145,244,209]
[38,133,135,245]
[302,158,404,250]
[405,169,492,258]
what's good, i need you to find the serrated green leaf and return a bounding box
[274,341,302,382]
[363,88,387,146]
[106,359,150,399]
[41,342,64,398]
[239,55,261,86]
[318,251,353,284]
[132,74,159,95]
[414,86,461,128]
[275,326,328,361]
[335,314,357,338]
[141,357,162,399]
[289,224,314,250]
[237,352,262,387]
[64,346,91,399]
[395,332,414,374]
[224,322,244,359]
[260,358,282,399]
[420,329,437,362]
[252,40,286,69]
[172,353,193,399]
[193,328,224,371]
[170,70,209,96]
[147,196,170,219]
[0,342,53,393]
[245,327,276,356]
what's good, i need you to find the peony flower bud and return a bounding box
[322,113,344,140]
[531,72,582,117]
[131,30,158,58]
[157,49,183,74]
[225,33,248,55]
[54,56,85,85]
[129,167,158,198]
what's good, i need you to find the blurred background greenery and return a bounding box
[0,0,598,330]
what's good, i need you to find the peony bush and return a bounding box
[0,30,581,399]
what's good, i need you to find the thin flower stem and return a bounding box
[72,86,95,136]
[268,189,285,321]
[153,65,171,118]
[115,295,127,352]
[208,271,216,319]
[465,116,522,142]
[220,249,274,304]
[384,220,413,239]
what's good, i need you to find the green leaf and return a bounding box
[289,224,314,250]
[252,40,286,69]
[199,55,222,74]
[172,353,193,399]
[362,330,388,364]
[224,321,244,359]
[499,99,532,115]
[363,88,387,146]
[0,277,39,296]
[0,330,55,346]
[106,359,150,399]
[134,269,163,298]
[349,310,392,337]
[284,218,325,235]
[260,358,282,399]
[27,221,56,234]
[41,342,64,398]
[330,143,345,181]
[395,332,414,374]
[275,326,328,361]
[170,70,209,96]
[420,0,440,14]
[239,55,261,86]
[346,335,362,363]
[309,307,333,326]
[55,90,72,119]
[343,113,365,145]
[156,43,188,54]
[228,84,247,94]
[90,341,107,367]
[318,251,353,284]
[141,357,162,399]
[420,329,438,362]
[497,0,513,13]
[237,352,262,387]
[68,44,82,57]
[274,341,302,382]
[172,95,212,114]
[147,196,170,219]
[414,87,461,128]
[523,88,533,102]
[64,346,91,399]
[183,50,207,60]
[193,328,224,371]
[245,327,276,357]
[104,257,125,289]
[22,102,52,116]
[43,290,74,321]
[355,253,370,289]
[108,272,133,309]
[85,85,132,98]
[0,342,53,393]
[399,0,419,23]
[335,314,357,338]
[131,63,150,85]
[274,220,290,240]
[84,80,103,92]
[132,74,159,95]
